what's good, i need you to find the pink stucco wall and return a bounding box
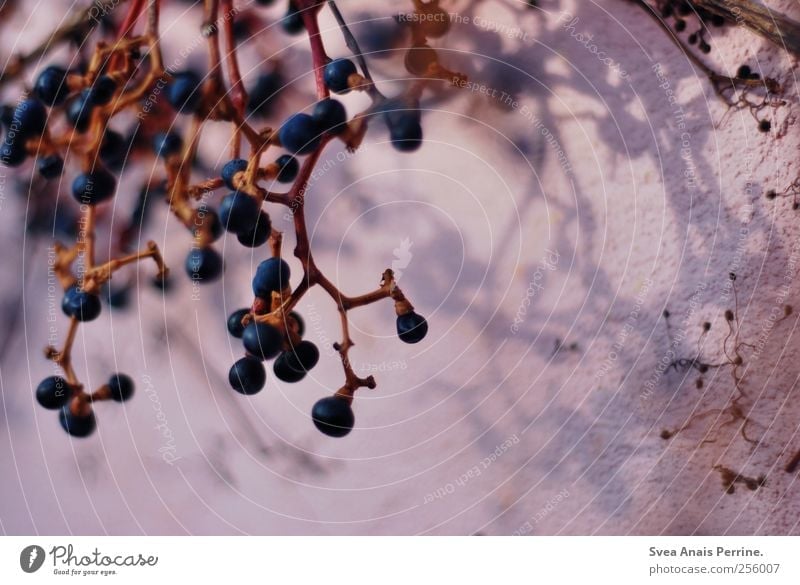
[2,0,800,534]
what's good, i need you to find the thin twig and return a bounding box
[327,0,385,99]
[0,0,124,85]
[692,0,800,56]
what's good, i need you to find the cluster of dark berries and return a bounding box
[9,59,176,437]
[276,56,423,154]
[225,257,428,437]
[12,0,453,443]
[226,258,304,393]
[36,373,134,438]
[658,0,726,54]
[1,65,136,184]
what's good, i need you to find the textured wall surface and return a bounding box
[1,0,800,535]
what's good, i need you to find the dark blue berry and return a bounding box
[104,284,130,309]
[357,18,403,59]
[289,311,305,336]
[279,113,321,155]
[313,98,347,135]
[59,407,96,438]
[221,158,247,190]
[384,108,423,152]
[185,247,224,282]
[99,129,128,169]
[152,274,172,292]
[237,211,271,247]
[0,104,13,127]
[275,310,305,338]
[390,121,422,152]
[233,18,252,41]
[36,376,72,409]
[252,257,291,298]
[108,373,134,402]
[273,353,306,383]
[275,154,298,183]
[284,340,319,373]
[242,321,283,360]
[87,75,117,105]
[53,207,78,238]
[312,395,354,437]
[35,65,70,106]
[62,285,102,321]
[191,204,223,242]
[281,2,305,35]
[167,71,202,113]
[66,90,95,132]
[219,191,260,234]
[396,311,428,343]
[130,182,164,228]
[324,58,357,94]
[229,356,266,395]
[12,98,48,136]
[247,71,283,117]
[152,131,183,158]
[227,308,250,338]
[37,154,63,179]
[71,167,117,205]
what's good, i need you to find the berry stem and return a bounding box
[326,0,384,100]
[45,317,81,389]
[269,230,283,259]
[84,241,168,293]
[0,0,120,85]
[145,0,163,71]
[204,0,226,101]
[632,0,783,105]
[786,448,800,474]
[220,0,248,158]
[690,0,800,56]
[170,117,204,219]
[333,307,375,393]
[51,243,79,290]
[297,1,330,100]
[118,0,147,39]
[82,204,97,269]
[89,385,112,402]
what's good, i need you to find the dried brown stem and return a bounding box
[785,449,800,474]
[691,0,800,56]
[632,0,785,116]
[0,0,124,85]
